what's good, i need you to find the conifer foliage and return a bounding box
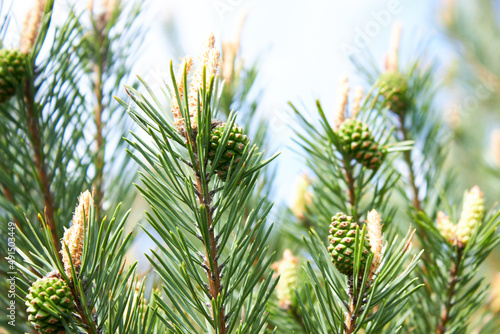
[119,33,278,334]
[1,1,499,334]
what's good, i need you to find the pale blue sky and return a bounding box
[11,0,449,204]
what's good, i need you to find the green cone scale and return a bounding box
[25,277,73,334]
[208,122,250,180]
[328,213,371,276]
[0,49,27,103]
[337,119,384,169]
[377,71,408,115]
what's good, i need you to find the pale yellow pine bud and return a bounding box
[385,22,402,73]
[351,86,364,119]
[291,174,313,220]
[491,129,500,167]
[20,0,46,53]
[365,210,383,280]
[442,0,455,26]
[172,56,194,131]
[187,33,221,129]
[334,76,349,131]
[445,106,461,130]
[436,211,456,242]
[61,190,94,277]
[271,249,299,310]
[222,41,237,84]
[104,0,118,23]
[222,13,246,85]
[456,186,485,246]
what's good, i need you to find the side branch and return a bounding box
[345,276,367,334]
[92,15,108,214]
[343,158,357,219]
[195,176,227,334]
[398,115,422,211]
[436,247,463,334]
[25,79,59,253]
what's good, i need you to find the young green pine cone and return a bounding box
[337,119,384,169]
[0,49,27,102]
[455,186,485,246]
[25,277,74,334]
[377,71,408,115]
[208,122,250,180]
[328,213,371,276]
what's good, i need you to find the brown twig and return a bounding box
[25,79,59,254]
[69,280,96,334]
[436,247,463,334]
[195,173,227,333]
[92,13,108,215]
[343,158,357,220]
[398,114,422,212]
[345,276,367,334]
[291,306,307,332]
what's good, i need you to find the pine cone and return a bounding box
[337,119,384,169]
[328,213,371,276]
[456,186,485,246]
[377,71,408,115]
[0,49,27,103]
[25,277,74,334]
[208,122,250,180]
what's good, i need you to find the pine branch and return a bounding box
[24,78,59,253]
[79,1,143,215]
[291,306,307,333]
[93,57,105,214]
[345,277,358,334]
[343,159,357,219]
[398,113,422,212]
[194,175,227,333]
[436,247,463,334]
[68,279,96,333]
[91,10,108,214]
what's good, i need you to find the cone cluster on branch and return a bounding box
[0,49,27,102]
[332,76,384,169]
[328,211,385,278]
[436,186,485,246]
[376,22,410,115]
[337,119,384,170]
[376,71,409,115]
[208,122,250,180]
[271,249,299,310]
[328,213,372,276]
[25,276,74,334]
